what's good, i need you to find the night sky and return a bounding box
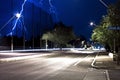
[0,0,117,40]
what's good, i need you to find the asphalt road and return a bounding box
[0,52,108,80]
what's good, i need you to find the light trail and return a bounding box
[0,53,51,62]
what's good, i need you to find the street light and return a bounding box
[15,13,21,19]
[11,13,21,51]
[89,22,96,27]
[15,13,25,49]
[90,22,94,26]
[11,13,26,51]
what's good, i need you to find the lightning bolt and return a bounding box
[39,0,43,6]
[29,0,59,22]
[12,0,27,33]
[49,0,59,22]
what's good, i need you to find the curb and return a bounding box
[91,53,108,69]
[91,53,111,80]
[91,53,120,70]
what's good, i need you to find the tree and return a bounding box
[108,1,120,26]
[91,1,120,52]
[42,22,76,48]
[108,1,120,52]
[92,16,113,50]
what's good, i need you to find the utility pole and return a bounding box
[22,17,25,49]
[32,4,34,49]
[99,0,120,64]
[11,0,14,51]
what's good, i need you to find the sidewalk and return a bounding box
[92,53,120,70]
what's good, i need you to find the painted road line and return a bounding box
[106,70,110,80]
[91,53,99,67]
[73,55,89,66]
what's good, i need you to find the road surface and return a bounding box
[0,51,108,80]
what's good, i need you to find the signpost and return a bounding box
[108,26,120,64]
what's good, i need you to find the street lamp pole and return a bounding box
[99,0,108,8]
[11,34,13,51]
[11,13,21,51]
[21,17,25,49]
[14,13,24,50]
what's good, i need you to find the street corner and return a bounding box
[91,53,116,69]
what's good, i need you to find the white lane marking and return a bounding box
[91,53,98,67]
[106,70,110,80]
[73,55,89,66]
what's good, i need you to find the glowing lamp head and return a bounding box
[15,13,21,19]
[90,22,94,26]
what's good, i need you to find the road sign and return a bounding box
[108,26,120,30]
